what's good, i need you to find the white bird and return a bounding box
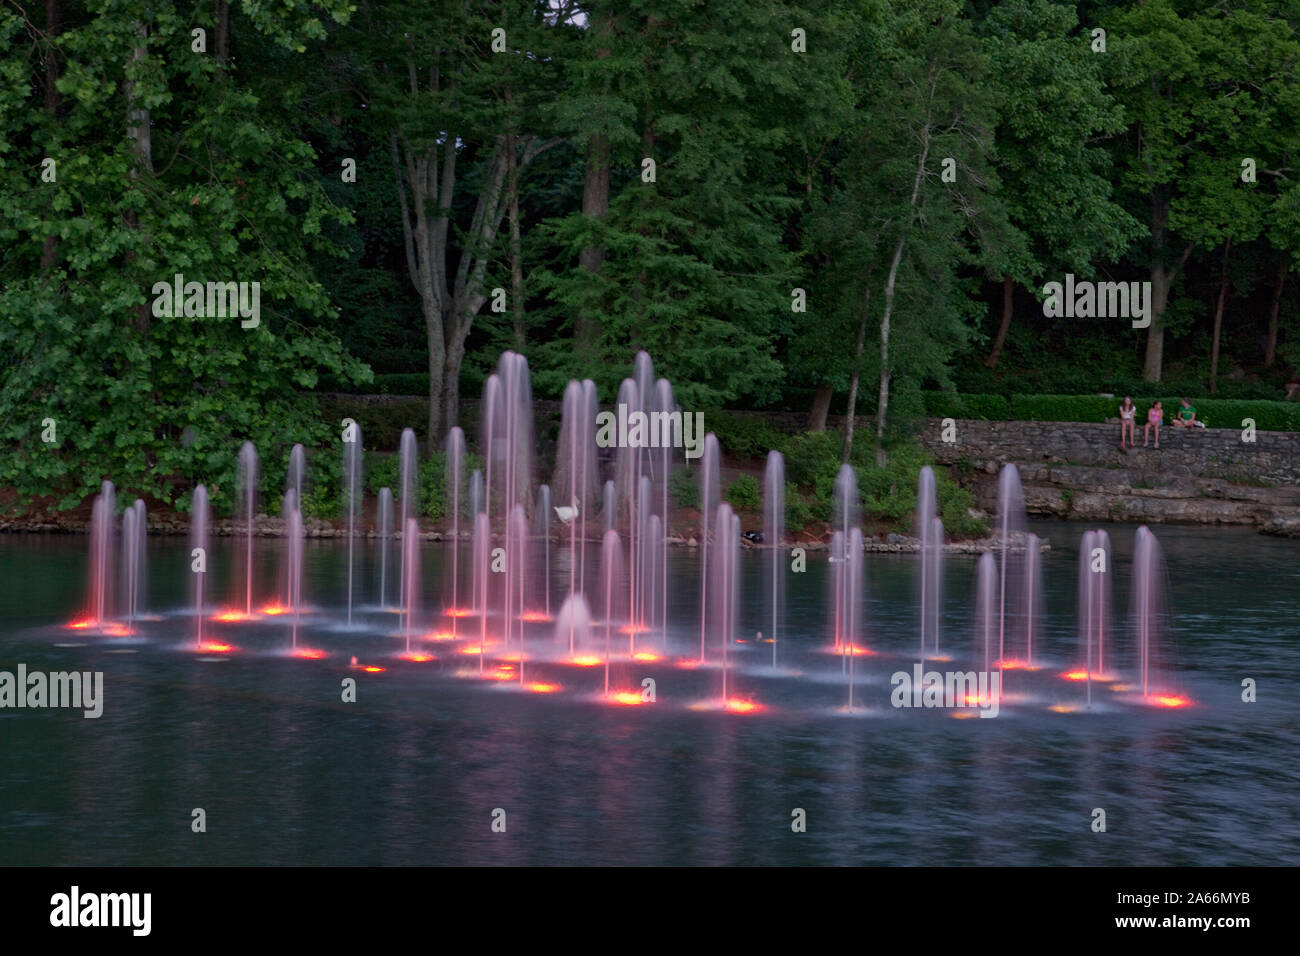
[554,497,580,525]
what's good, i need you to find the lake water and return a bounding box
[1,520,1296,865]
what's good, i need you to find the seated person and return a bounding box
[1172,397,1197,428]
[1144,401,1162,447]
[1118,396,1136,449]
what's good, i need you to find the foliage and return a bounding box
[924,393,1300,430]
[724,475,761,511]
[784,483,814,533]
[704,412,789,461]
[668,467,699,510]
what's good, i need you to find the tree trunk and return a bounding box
[1143,197,1193,383]
[215,1,230,67]
[576,12,614,359]
[841,288,870,465]
[875,98,931,468]
[441,325,466,441]
[1265,261,1285,367]
[807,385,832,432]
[1144,264,1169,382]
[392,132,447,449]
[874,237,906,468]
[426,319,446,444]
[506,126,525,351]
[985,275,1014,367]
[1209,238,1230,394]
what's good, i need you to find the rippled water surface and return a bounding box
[1,520,1296,865]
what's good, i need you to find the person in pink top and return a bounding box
[1143,400,1163,448]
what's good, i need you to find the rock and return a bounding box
[1261,514,1300,537]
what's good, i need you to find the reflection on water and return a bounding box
[0,520,1296,865]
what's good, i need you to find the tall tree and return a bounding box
[0,0,367,510]
[373,0,566,447]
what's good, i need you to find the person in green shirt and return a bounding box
[1173,397,1197,428]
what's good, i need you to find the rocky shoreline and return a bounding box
[0,510,1047,555]
[922,418,1300,538]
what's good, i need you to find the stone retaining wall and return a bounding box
[918,418,1300,535]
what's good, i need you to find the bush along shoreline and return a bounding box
[1,426,992,545]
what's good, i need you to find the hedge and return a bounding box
[924,392,1300,431]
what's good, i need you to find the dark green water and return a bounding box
[1,521,1296,865]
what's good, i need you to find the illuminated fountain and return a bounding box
[712,503,739,701]
[632,474,652,644]
[377,487,393,608]
[120,498,147,630]
[286,443,305,504]
[600,528,625,696]
[534,485,552,618]
[844,527,864,710]
[266,488,298,615]
[444,426,466,630]
[975,551,996,675]
[653,377,675,649]
[614,367,651,652]
[506,504,529,669]
[87,480,116,628]
[917,466,943,661]
[602,480,616,535]
[236,441,258,617]
[401,516,419,655]
[1074,528,1113,706]
[481,351,534,659]
[1131,526,1184,706]
[397,428,418,613]
[470,469,483,519]
[644,513,663,648]
[554,379,599,639]
[343,422,363,625]
[48,348,1202,728]
[191,484,210,648]
[831,464,860,666]
[1021,532,1042,667]
[764,451,785,667]
[472,511,491,670]
[287,503,305,650]
[995,463,1026,670]
[554,593,593,658]
[697,433,720,662]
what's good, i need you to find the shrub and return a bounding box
[669,467,699,509]
[922,392,1300,431]
[366,452,399,497]
[963,394,1013,420]
[705,410,788,460]
[784,482,813,531]
[937,477,985,539]
[418,451,446,520]
[725,475,761,510]
[1010,394,1115,422]
[300,484,341,520]
[780,430,841,487]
